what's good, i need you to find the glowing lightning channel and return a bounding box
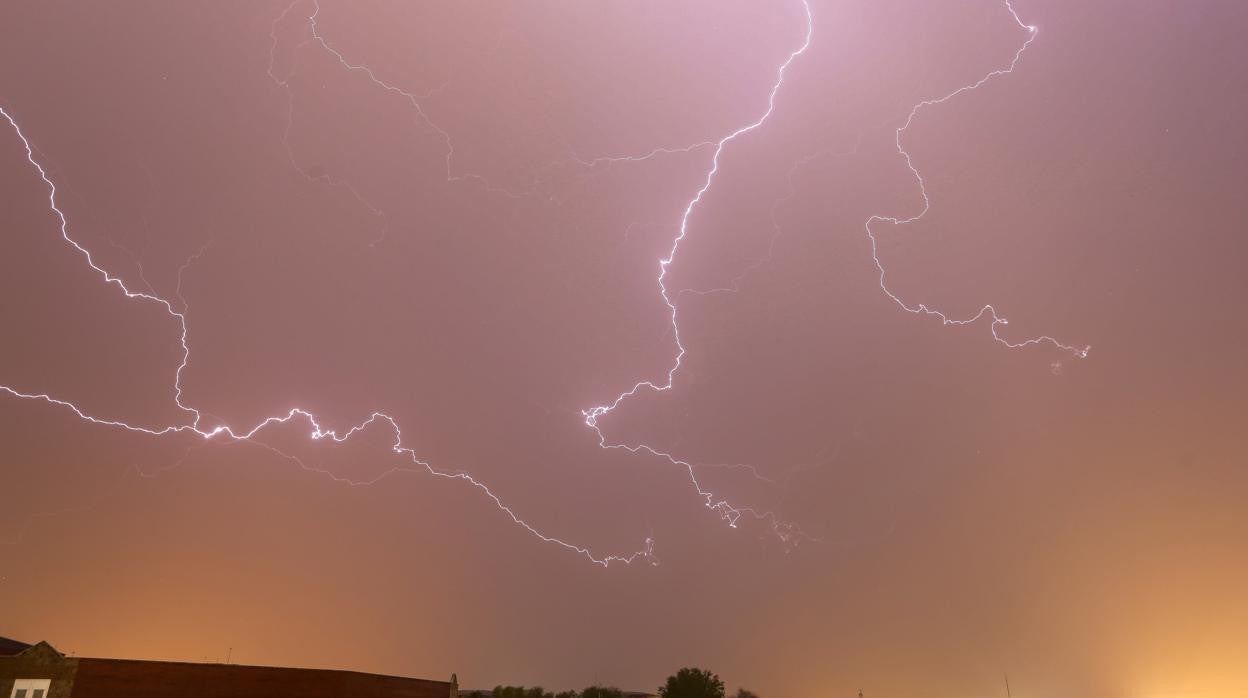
[0,105,653,567]
[678,135,862,300]
[271,0,544,201]
[274,0,819,544]
[582,0,815,547]
[566,141,718,170]
[866,2,1090,358]
[2,0,1084,565]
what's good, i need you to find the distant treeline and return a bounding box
[477,667,757,698]
[483,686,628,698]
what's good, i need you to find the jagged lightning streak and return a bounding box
[268,0,818,544]
[0,105,654,567]
[585,0,1091,544]
[866,2,1090,358]
[679,135,861,300]
[3,0,1085,566]
[566,141,717,170]
[271,0,551,202]
[267,0,393,246]
[581,0,815,547]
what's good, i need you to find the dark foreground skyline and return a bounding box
[2,1,1246,696]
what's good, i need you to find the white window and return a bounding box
[10,679,50,698]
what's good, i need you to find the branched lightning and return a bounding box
[581,0,816,548]
[0,105,653,567]
[2,0,1089,566]
[267,0,820,545]
[267,0,392,246]
[866,2,1090,358]
[678,134,861,300]
[269,0,551,203]
[583,0,1088,548]
[566,141,717,170]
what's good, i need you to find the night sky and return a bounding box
[2,1,1246,696]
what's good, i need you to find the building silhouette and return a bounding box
[1,636,458,698]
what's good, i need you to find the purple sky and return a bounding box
[2,1,1246,696]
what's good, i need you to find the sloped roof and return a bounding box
[0,635,32,656]
[70,658,453,698]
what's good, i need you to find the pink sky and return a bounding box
[2,0,1246,696]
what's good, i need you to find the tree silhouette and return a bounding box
[491,686,554,698]
[659,668,725,698]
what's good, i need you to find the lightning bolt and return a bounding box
[566,141,718,170]
[0,105,654,567]
[267,0,393,246]
[678,135,862,300]
[866,2,1090,358]
[2,0,1088,565]
[268,0,820,545]
[584,0,1088,546]
[269,0,555,203]
[581,0,816,548]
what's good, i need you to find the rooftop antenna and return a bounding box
[226,647,232,664]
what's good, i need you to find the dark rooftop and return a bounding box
[0,635,31,656]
